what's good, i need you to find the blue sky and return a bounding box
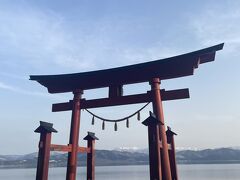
[0,0,240,154]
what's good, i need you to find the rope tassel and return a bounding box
[102,121,105,130]
[114,122,118,131]
[126,118,129,128]
[92,116,95,125]
[137,111,140,121]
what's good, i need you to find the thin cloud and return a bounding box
[0,4,95,72]
[189,2,240,54]
[0,3,188,73]
[117,45,183,67]
[194,113,236,122]
[0,72,27,80]
[0,81,63,100]
[0,82,15,91]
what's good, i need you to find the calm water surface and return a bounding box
[0,164,240,180]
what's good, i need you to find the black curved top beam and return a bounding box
[30,43,224,93]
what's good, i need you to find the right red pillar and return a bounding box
[150,78,172,180]
[166,126,178,180]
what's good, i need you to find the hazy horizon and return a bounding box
[2,145,240,156]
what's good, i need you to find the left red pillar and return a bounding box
[66,90,83,180]
[35,121,57,180]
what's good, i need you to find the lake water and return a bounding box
[0,164,240,180]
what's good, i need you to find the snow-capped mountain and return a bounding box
[113,147,148,154]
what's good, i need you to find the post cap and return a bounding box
[83,131,99,141]
[166,126,177,136]
[142,111,164,126]
[34,121,58,133]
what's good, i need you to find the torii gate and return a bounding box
[30,43,224,180]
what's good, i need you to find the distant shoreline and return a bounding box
[1,161,240,170]
[1,147,240,169]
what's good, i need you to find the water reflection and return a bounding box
[0,164,240,180]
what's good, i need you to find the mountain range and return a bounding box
[1,148,240,169]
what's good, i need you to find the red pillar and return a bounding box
[66,90,83,180]
[150,78,172,180]
[166,127,178,180]
[35,121,57,180]
[142,112,162,180]
[84,132,99,180]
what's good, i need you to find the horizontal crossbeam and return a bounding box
[52,88,189,112]
[50,144,90,153]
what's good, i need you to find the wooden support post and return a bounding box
[66,90,83,180]
[35,121,57,180]
[84,132,99,180]
[150,78,172,180]
[142,112,162,180]
[108,85,123,98]
[166,127,178,180]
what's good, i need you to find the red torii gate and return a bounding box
[30,43,224,180]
